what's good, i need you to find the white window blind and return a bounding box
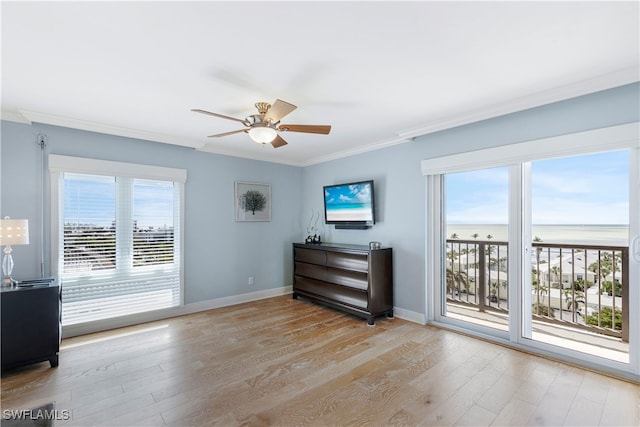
[49,155,185,326]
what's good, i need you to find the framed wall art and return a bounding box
[234,181,271,222]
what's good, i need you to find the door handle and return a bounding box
[632,235,640,263]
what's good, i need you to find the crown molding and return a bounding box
[396,67,640,141]
[5,109,207,150]
[298,134,412,167]
[196,143,306,167]
[0,110,31,124]
[2,67,638,167]
[301,68,639,166]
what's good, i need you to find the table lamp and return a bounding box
[0,217,29,286]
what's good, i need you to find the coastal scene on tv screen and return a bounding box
[325,182,373,222]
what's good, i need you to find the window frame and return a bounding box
[49,154,187,332]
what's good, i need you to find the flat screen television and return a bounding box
[323,180,375,229]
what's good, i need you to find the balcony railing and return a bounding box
[446,239,629,342]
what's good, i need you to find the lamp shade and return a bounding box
[0,218,29,246]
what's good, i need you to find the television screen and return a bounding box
[323,180,375,228]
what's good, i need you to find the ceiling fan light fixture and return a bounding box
[248,125,277,144]
[192,99,330,148]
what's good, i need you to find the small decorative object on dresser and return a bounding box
[305,210,322,244]
[292,242,393,325]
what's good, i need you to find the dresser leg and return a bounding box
[49,354,59,368]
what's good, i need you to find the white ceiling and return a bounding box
[2,1,638,166]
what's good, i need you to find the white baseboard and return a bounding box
[179,286,293,315]
[62,286,293,338]
[393,306,426,325]
[62,286,426,338]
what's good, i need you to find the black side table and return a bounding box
[1,278,60,371]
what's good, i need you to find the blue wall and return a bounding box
[0,122,303,304]
[302,82,640,315]
[1,82,638,317]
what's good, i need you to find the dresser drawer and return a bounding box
[294,276,367,309]
[294,262,327,281]
[294,247,326,265]
[326,251,368,272]
[326,267,368,291]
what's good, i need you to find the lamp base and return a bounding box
[2,276,16,287]
[2,246,16,287]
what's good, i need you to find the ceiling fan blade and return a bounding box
[192,109,247,124]
[207,129,248,138]
[264,99,297,123]
[270,134,288,148]
[278,124,331,135]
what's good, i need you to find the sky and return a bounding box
[445,150,630,225]
[64,150,630,228]
[64,174,174,228]
[324,182,373,207]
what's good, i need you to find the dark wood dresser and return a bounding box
[1,278,60,371]
[292,243,393,325]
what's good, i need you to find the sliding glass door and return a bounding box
[424,123,639,376]
[526,150,630,362]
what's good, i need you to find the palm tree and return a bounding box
[446,248,459,262]
[532,236,543,294]
[446,268,468,297]
[563,288,585,319]
[588,251,621,293]
[550,266,560,286]
[532,273,549,315]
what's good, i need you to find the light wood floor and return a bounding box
[1,295,638,426]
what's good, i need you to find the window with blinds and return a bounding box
[63,174,116,273]
[50,155,185,327]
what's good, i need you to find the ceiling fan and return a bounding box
[192,99,331,148]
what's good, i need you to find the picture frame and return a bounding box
[234,181,271,222]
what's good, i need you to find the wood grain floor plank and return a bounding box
[1,295,637,426]
[454,404,498,427]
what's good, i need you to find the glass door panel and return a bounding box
[528,150,630,363]
[444,167,510,333]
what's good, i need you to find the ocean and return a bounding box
[446,224,629,246]
[325,203,373,222]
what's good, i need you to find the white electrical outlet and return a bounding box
[248,276,254,285]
